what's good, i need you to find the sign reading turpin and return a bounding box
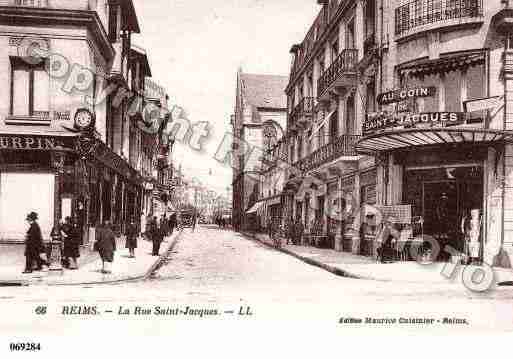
[363,112,466,135]
[0,135,73,150]
[377,87,436,105]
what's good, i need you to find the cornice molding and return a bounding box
[0,6,114,61]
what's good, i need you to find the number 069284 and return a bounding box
[9,343,41,351]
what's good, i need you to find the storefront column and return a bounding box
[388,154,403,205]
[485,148,504,265]
[502,49,513,267]
[352,174,361,254]
[376,160,386,206]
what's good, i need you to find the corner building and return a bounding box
[0,1,170,247]
[355,0,513,267]
[285,0,513,267]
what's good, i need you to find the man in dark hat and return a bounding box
[23,212,45,273]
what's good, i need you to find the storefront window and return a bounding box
[0,173,54,241]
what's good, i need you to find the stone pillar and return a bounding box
[388,154,403,205]
[376,154,387,206]
[485,148,504,265]
[502,49,513,267]
[352,173,361,254]
[335,176,343,252]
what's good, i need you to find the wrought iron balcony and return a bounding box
[290,97,315,129]
[395,0,483,36]
[294,134,361,173]
[317,49,358,100]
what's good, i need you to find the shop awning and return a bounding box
[399,52,485,78]
[246,201,264,214]
[356,127,513,154]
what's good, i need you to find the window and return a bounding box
[364,0,376,39]
[366,81,376,113]
[10,58,49,118]
[297,136,303,160]
[331,39,339,63]
[108,4,119,42]
[346,18,355,49]
[346,94,355,135]
[330,109,339,139]
[307,73,314,97]
[319,125,326,147]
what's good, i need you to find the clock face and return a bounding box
[75,110,93,129]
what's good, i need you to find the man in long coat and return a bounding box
[169,213,177,235]
[95,221,116,273]
[23,212,45,273]
[150,217,162,256]
[125,219,138,258]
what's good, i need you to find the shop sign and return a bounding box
[464,96,503,113]
[0,135,67,150]
[363,112,465,135]
[377,87,436,105]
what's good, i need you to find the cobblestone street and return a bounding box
[2,226,512,333]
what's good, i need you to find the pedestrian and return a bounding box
[125,218,138,258]
[140,213,147,238]
[63,217,81,270]
[95,220,117,274]
[23,212,46,274]
[160,216,169,239]
[191,212,197,232]
[376,217,400,263]
[169,213,177,235]
[150,217,162,256]
[61,216,72,268]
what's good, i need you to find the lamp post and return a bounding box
[49,145,67,273]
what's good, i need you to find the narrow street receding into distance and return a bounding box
[2,226,513,332]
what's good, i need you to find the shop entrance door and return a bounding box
[422,181,459,240]
[405,166,484,261]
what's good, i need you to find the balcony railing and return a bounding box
[290,97,315,128]
[294,134,361,173]
[318,49,358,98]
[395,0,483,36]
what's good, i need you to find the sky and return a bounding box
[132,0,319,195]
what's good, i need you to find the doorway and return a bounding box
[404,166,484,260]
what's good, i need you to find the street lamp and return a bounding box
[48,145,67,273]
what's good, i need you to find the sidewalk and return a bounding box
[0,230,182,286]
[243,231,513,286]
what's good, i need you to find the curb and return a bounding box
[241,232,513,286]
[33,230,184,287]
[240,231,364,280]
